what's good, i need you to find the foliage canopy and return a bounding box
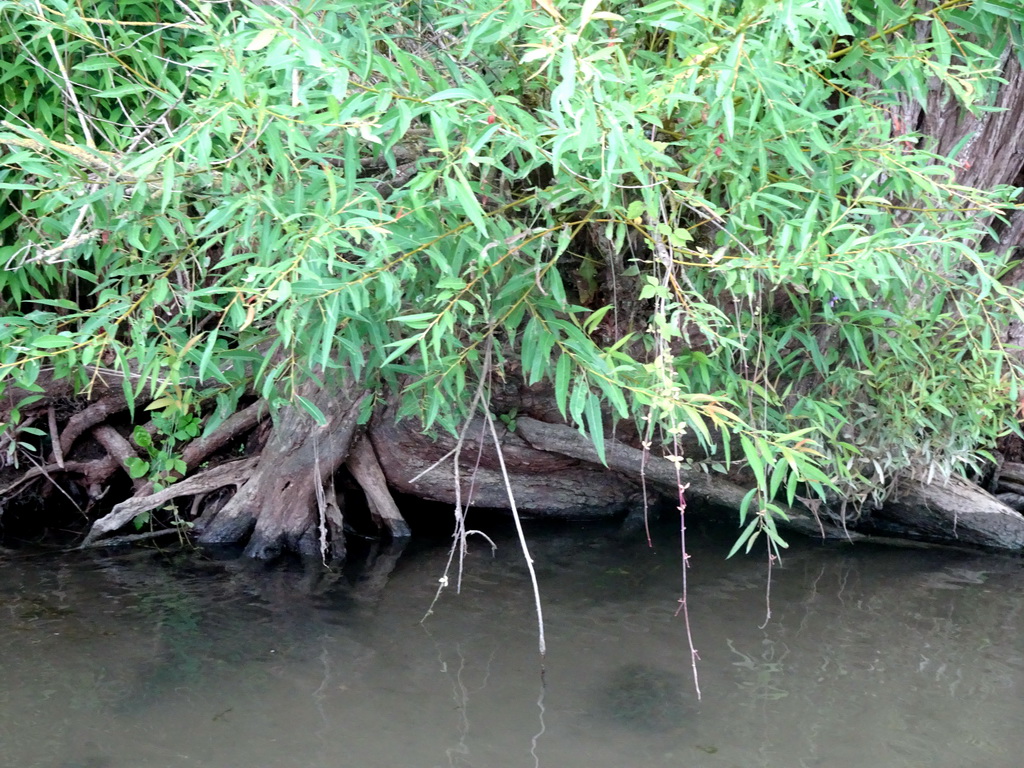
[1,0,1023,552]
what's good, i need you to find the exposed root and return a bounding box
[3,394,268,538]
[196,383,365,560]
[91,425,145,492]
[180,400,267,472]
[55,396,128,459]
[346,435,410,539]
[47,405,64,469]
[81,457,259,547]
[321,473,346,563]
[0,457,119,499]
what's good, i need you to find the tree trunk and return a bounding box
[903,54,1024,348]
[195,380,365,560]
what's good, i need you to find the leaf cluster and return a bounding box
[1,0,1023,552]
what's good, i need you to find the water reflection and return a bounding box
[0,520,1021,768]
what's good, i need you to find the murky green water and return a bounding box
[1,518,1021,768]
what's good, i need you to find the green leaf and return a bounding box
[555,353,571,418]
[132,426,152,450]
[246,28,278,52]
[96,83,148,99]
[583,304,613,335]
[381,336,421,366]
[126,457,150,480]
[425,88,477,102]
[198,330,220,382]
[727,516,760,559]
[740,434,765,489]
[585,392,606,465]
[579,0,603,30]
[295,395,327,426]
[977,0,1024,21]
[446,168,489,236]
[31,335,75,349]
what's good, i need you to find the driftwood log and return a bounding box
[875,476,1024,550]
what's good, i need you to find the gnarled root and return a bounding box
[345,435,410,539]
[195,383,365,560]
[81,457,259,547]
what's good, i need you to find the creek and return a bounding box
[1,516,1021,768]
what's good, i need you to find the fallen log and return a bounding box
[369,411,640,519]
[513,417,855,540]
[875,475,1024,550]
[514,417,1024,551]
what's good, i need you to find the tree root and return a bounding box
[0,457,119,499]
[91,425,145,492]
[2,400,264,516]
[81,457,258,547]
[56,396,128,459]
[345,435,410,539]
[180,400,267,472]
[195,383,365,560]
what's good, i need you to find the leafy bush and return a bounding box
[1,0,1022,553]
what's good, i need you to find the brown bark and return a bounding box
[908,55,1024,203]
[345,435,410,538]
[57,396,129,457]
[875,476,1024,550]
[368,410,641,519]
[91,425,145,493]
[195,380,365,560]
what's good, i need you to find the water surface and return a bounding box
[1,518,1021,768]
